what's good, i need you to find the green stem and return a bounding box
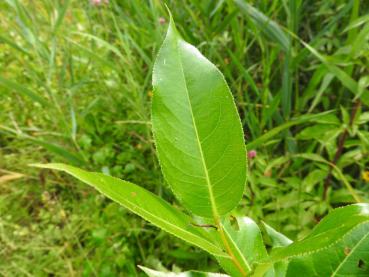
[215,217,250,276]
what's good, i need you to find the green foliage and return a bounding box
[152,15,246,218]
[34,16,369,276]
[1,0,369,276]
[32,163,225,258]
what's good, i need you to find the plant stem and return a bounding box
[215,217,249,276]
[323,100,361,200]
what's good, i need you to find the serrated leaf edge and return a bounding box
[151,14,247,219]
[32,163,229,259]
[268,220,369,262]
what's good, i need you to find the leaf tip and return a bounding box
[162,4,177,35]
[28,163,67,171]
[29,163,46,168]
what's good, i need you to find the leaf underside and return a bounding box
[32,163,226,258]
[152,16,246,218]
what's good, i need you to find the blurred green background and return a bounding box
[1,0,368,275]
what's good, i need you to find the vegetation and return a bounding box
[1,0,369,276]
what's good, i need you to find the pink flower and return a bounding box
[90,0,101,5]
[159,17,166,25]
[247,150,257,159]
[90,0,109,6]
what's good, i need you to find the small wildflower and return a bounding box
[224,58,230,65]
[59,209,67,220]
[247,150,257,159]
[362,171,369,182]
[159,17,166,25]
[148,90,153,98]
[90,0,109,6]
[90,0,101,5]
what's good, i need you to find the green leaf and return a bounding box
[152,16,246,218]
[262,222,293,248]
[52,0,70,34]
[139,266,229,277]
[29,138,86,166]
[256,204,369,275]
[298,40,369,106]
[293,154,363,202]
[0,127,85,166]
[297,124,339,140]
[246,111,333,149]
[218,217,267,276]
[235,0,290,53]
[343,14,369,32]
[226,217,268,264]
[286,222,369,276]
[31,163,227,258]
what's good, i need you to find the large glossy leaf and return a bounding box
[31,163,227,258]
[139,266,229,277]
[152,16,246,218]
[255,204,369,275]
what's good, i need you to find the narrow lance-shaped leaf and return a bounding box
[271,204,369,262]
[152,15,246,218]
[286,222,369,276]
[298,39,369,106]
[254,204,369,275]
[31,163,227,258]
[235,0,291,53]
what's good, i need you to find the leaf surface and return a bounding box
[286,222,369,276]
[217,217,267,276]
[152,16,246,218]
[255,204,369,276]
[32,163,227,258]
[262,222,293,248]
[270,204,369,261]
[226,217,268,264]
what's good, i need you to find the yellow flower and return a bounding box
[363,171,369,182]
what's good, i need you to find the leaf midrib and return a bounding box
[268,220,369,263]
[42,164,227,258]
[174,36,219,220]
[95,175,227,257]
